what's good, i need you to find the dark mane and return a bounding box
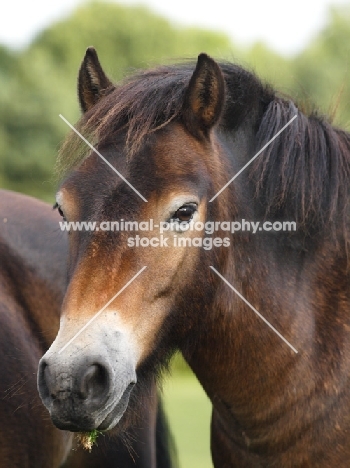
[57,60,350,241]
[251,99,350,240]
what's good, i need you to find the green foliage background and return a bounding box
[1,2,350,201]
[1,2,350,467]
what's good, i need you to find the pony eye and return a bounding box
[58,207,65,218]
[173,204,197,223]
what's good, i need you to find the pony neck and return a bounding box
[183,220,350,460]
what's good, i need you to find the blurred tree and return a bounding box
[0,2,349,200]
[241,42,296,93]
[0,2,234,200]
[292,6,350,127]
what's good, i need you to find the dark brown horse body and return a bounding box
[0,190,173,467]
[38,48,350,467]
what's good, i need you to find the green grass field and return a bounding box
[163,360,213,468]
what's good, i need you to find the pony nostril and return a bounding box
[37,360,51,401]
[79,364,110,402]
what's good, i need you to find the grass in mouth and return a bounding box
[77,430,102,451]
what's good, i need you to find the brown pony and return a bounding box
[38,48,350,467]
[0,190,174,467]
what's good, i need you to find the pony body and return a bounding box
[38,48,350,467]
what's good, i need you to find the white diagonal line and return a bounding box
[59,114,148,202]
[209,114,297,202]
[58,266,147,354]
[210,266,298,354]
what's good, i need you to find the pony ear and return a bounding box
[182,53,225,139]
[78,47,113,113]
